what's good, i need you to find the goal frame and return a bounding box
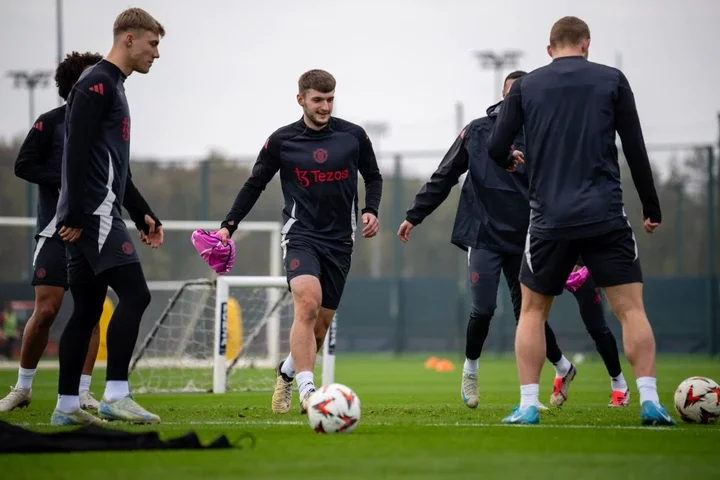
[213,275,288,393]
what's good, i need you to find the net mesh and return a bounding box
[129,279,294,393]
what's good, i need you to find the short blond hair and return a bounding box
[549,16,589,48]
[113,8,165,37]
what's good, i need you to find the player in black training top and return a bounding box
[487,16,674,426]
[398,71,629,411]
[51,8,166,427]
[217,69,383,415]
[1,52,104,414]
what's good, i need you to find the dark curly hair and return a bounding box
[55,51,103,100]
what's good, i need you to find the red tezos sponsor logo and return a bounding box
[295,168,348,187]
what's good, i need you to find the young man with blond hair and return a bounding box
[52,8,166,426]
[487,16,674,426]
[218,69,383,415]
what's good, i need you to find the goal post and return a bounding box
[213,275,287,393]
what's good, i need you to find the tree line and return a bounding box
[0,137,717,283]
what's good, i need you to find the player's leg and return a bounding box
[272,241,323,413]
[278,307,333,382]
[503,254,565,410]
[461,247,504,408]
[502,235,577,424]
[79,324,101,410]
[297,247,351,413]
[51,250,107,426]
[1,237,80,412]
[274,307,330,414]
[95,262,157,423]
[571,271,628,406]
[0,285,63,411]
[581,227,674,425]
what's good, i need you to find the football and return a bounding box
[673,376,720,424]
[306,383,361,434]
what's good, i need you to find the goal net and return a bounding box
[129,275,339,394]
[129,276,294,393]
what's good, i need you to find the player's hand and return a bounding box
[143,214,163,248]
[506,150,524,172]
[397,220,415,244]
[58,226,82,243]
[643,218,660,233]
[362,213,379,238]
[217,227,231,245]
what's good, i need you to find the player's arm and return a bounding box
[221,138,281,237]
[123,168,161,233]
[487,79,525,169]
[14,115,60,185]
[614,70,661,224]
[405,129,469,227]
[60,75,116,229]
[357,131,383,218]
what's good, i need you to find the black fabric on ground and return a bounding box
[0,420,255,454]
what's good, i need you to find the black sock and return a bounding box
[101,263,151,381]
[465,314,492,360]
[573,277,622,378]
[58,281,108,395]
[544,323,563,364]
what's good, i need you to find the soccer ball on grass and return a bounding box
[306,383,361,434]
[673,376,720,424]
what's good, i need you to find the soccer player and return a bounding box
[216,69,382,414]
[487,16,674,425]
[1,52,105,414]
[398,71,628,410]
[51,8,166,426]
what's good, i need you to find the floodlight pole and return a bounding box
[474,50,524,102]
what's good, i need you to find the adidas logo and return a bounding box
[33,121,43,131]
[89,83,104,95]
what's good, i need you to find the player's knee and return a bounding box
[470,300,496,319]
[33,291,63,328]
[33,303,61,329]
[135,284,151,310]
[604,283,645,322]
[289,275,322,323]
[586,324,611,338]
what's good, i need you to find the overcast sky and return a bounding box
[1,0,719,178]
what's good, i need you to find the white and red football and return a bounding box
[673,376,720,424]
[306,383,361,434]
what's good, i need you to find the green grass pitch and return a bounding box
[1,354,718,479]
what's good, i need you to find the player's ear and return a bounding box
[546,44,553,58]
[296,94,304,107]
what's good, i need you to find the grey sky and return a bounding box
[1,0,719,178]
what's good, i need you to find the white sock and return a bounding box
[79,375,92,393]
[611,372,628,392]
[296,371,315,400]
[17,367,37,390]
[520,384,539,409]
[103,381,130,402]
[280,354,295,379]
[553,355,572,377]
[56,394,80,413]
[636,376,659,405]
[463,358,478,375]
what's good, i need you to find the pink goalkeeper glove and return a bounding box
[191,229,235,275]
[564,266,589,292]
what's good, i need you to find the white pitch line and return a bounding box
[13,419,716,432]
